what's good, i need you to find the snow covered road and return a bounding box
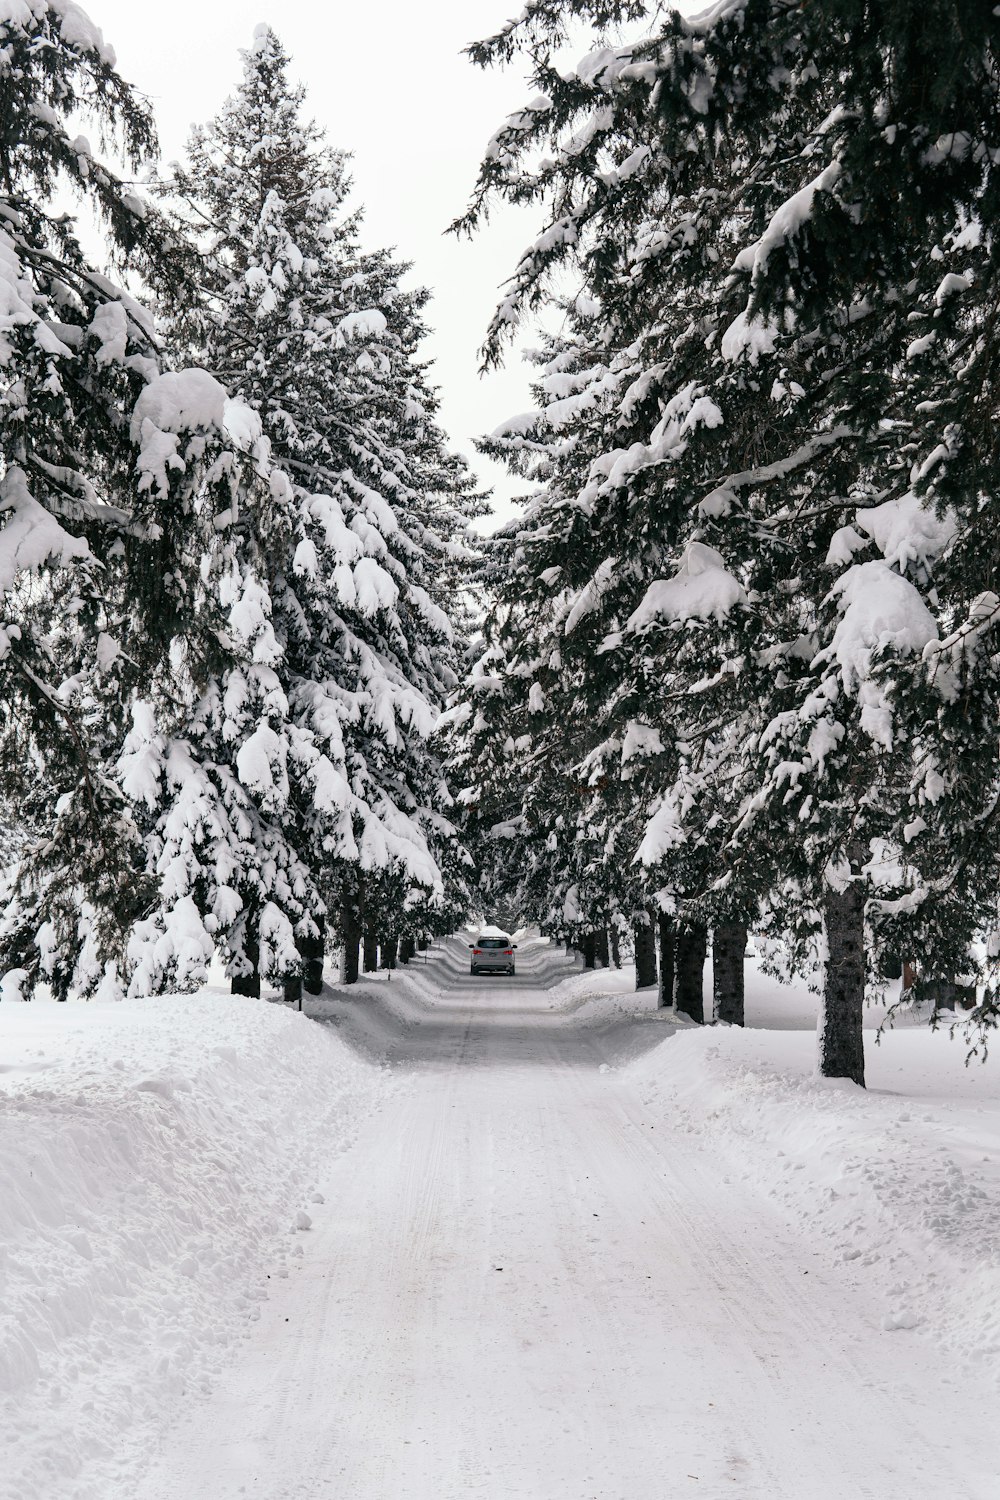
[133,936,996,1500]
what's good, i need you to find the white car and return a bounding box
[468,932,517,975]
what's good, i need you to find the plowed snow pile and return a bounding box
[624,1022,1000,1380]
[0,991,391,1500]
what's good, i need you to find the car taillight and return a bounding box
[473,949,482,954]
[504,949,512,955]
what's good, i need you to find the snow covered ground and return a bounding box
[0,990,393,1500]
[538,945,1000,1374]
[2,936,998,1499]
[626,997,1000,1376]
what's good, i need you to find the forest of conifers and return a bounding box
[3,1,1000,1088]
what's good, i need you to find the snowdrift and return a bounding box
[624,1024,1000,1381]
[0,991,391,1500]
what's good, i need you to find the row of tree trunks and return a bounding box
[576,926,622,969]
[241,909,752,1040]
[364,929,423,973]
[649,916,746,1026]
[237,909,424,996]
[237,882,866,1091]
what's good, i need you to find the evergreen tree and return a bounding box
[441,633,531,925]
[0,3,278,998]
[458,0,1000,1076]
[157,28,482,986]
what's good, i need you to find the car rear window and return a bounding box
[477,937,509,948]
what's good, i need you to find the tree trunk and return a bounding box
[417,935,428,952]
[231,926,260,997]
[955,980,976,1010]
[381,933,398,970]
[341,900,362,986]
[582,931,597,969]
[595,926,610,968]
[820,873,866,1086]
[920,976,959,1010]
[675,923,707,1023]
[713,922,747,1026]
[398,934,414,965]
[657,912,674,1009]
[363,929,379,973]
[301,914,324,996]
[283,975,302,1008]
[634,916,657,990]
[609,927,621,969]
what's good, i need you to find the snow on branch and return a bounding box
[698,427,853,518]
[130,370,263,497]
[335,309,388,344]
[818,561,939,747]
[0,467,92,658]
[626,541,746,630]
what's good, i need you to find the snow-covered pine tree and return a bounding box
[440,633,530,927]
[115,424,310,1000]
[161,28,481,984]
[478,288,749,1015]
[443,507,633,965]
[0,3,167,949]
[459,1,1000,1077]
[0,3,286,999]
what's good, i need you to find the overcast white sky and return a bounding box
[91,0,551,529]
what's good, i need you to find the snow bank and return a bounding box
[0,991,391,1500]
[551,962,650,1015]
[624,1024,1000,1381]
[544,955,1000,1377]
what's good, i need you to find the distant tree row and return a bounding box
[0,10,481,999]
[444,0,1000,1084]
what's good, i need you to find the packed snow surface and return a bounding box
[4,940,998,1499]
